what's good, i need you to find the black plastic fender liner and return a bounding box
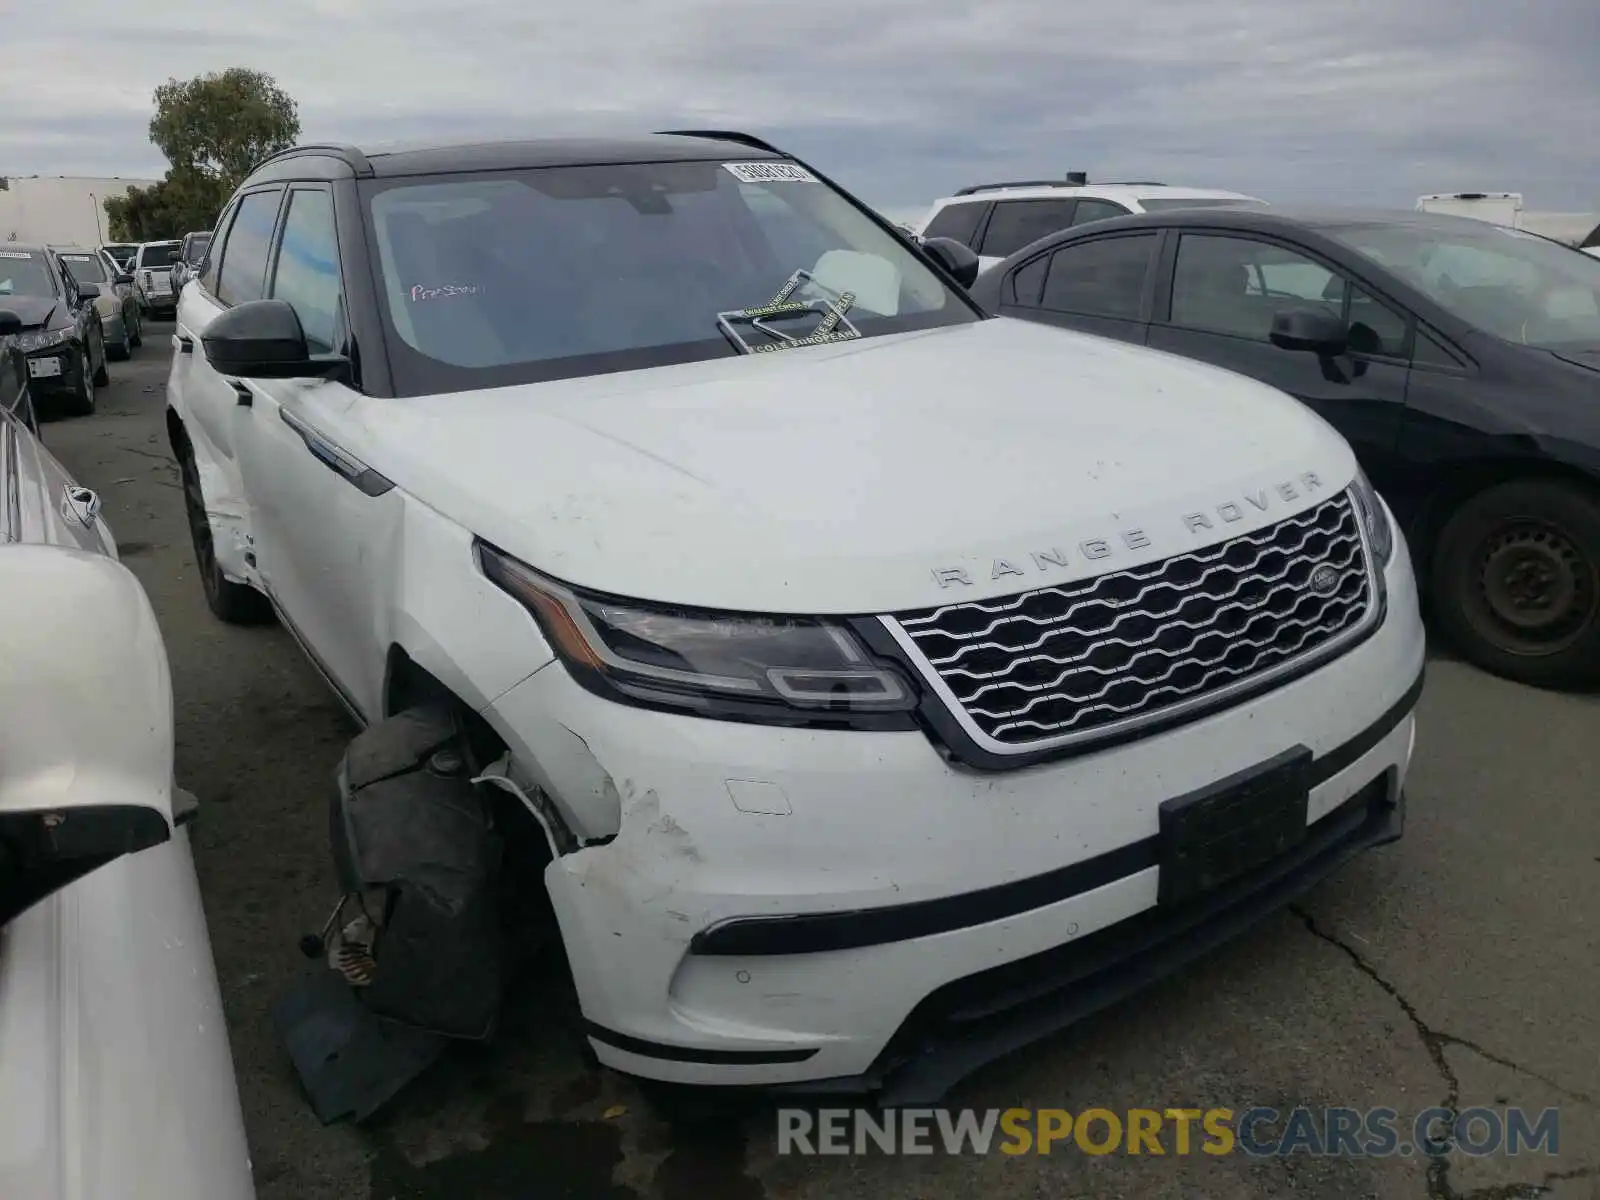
[330,703,506,1041]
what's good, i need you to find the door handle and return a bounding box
[229,380,253,407]
[61,484,102,528]
[177,335,194,354]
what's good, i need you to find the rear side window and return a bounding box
[1009,255,1049,306]
[1040,234,1158,320]
[980,199,1075,259]
[922,201,988,249]
[1071,199,1130,226]
[215,189,282,306]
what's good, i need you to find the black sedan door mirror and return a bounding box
[76,282,102,303]
[1269,307,1349,356]
[115,273,134,287]
[201,298,349,381]
[0,309,21,336]
[921,236,982,288]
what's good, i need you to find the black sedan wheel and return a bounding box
[128,307,143,348]
[1432,479,1600,687]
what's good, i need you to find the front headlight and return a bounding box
[477,542,918,726]
[14,328,71,353]
[1348,467,1395,566]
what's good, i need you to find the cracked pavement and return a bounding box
[42,330,1600,1199]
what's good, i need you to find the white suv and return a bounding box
[167,132,1421,1109]
[916,177,1267,272]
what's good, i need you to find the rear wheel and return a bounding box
[128,307,142,348]
[109,320,132,361]
[176,440,275,624]
[1431,478,1600,688]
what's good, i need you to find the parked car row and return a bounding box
[0,244,116,417]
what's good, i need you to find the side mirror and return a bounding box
[0,546,178,925]
[1269,307,1349,356]
[921,236,981,288]
[115,273,134,287]
[76,282,102,302]
[201,298,348,381]
[0,308,20,336]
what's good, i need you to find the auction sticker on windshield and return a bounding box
[723,161,818,184]
[0,251,34,260]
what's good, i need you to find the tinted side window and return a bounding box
[270,189,342,353]
[1413,329,1468,370]
[215,189,283,307]
[1346,284,1410,358]
[1170,234,1341,341]
[922,201,988,249]
[1071,199,1130,226]
[1009,255,1049,306]
[1040,234,1158,319]
[980,199,1076,258]
[200,202,237,295]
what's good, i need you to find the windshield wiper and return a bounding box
[717,269,860,355]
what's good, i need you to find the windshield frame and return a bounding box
[0,251,62,301]
[358,156,987,397]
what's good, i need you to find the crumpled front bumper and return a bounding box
[483,532,1426,1094]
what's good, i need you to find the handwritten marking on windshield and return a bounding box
[410,283,481,302]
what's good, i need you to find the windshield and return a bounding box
[1331,221,1600,349]
[362,158,974,393]
[0,252,57,299]
[139,243,181,268]
[58,253,108,284]
[1137,197,1267,212]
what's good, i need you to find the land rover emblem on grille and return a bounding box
[1309,564,1340,595]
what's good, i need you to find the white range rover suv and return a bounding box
[167,132,1423,1111]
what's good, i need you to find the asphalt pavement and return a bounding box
[40,324,1600,1200]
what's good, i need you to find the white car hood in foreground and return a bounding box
[357,318,1357,613]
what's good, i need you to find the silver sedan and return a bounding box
[53,246,144,360]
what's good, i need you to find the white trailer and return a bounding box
[1416,191,1524,228]
[0,176,159,247]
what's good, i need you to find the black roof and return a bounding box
[247,130,785,183]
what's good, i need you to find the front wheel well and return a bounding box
[1410,459,1600,569]
[165,406,190,458]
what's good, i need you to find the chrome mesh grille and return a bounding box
[892,493,1373,749]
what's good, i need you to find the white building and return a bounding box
[0,175,161,247]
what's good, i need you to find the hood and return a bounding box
[0,295,59,329]
[1551,348,1600,374]
[343,318,1359,613]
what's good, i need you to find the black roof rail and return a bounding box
[654,129,786,155]
[953,179,1074,197]
[249,142,373,178]
[1101,180,1167,187]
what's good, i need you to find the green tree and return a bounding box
[149,68,300,191]
[102,68,300,243]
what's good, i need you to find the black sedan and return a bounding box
[0,246,109,417]
[970,207,1600,689]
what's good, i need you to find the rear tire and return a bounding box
[128,308,142,348]
[176,439,275,625]
[1430,478,1600,688]
[109,323,132,361]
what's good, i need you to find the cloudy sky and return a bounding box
[4,0,1598,222]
